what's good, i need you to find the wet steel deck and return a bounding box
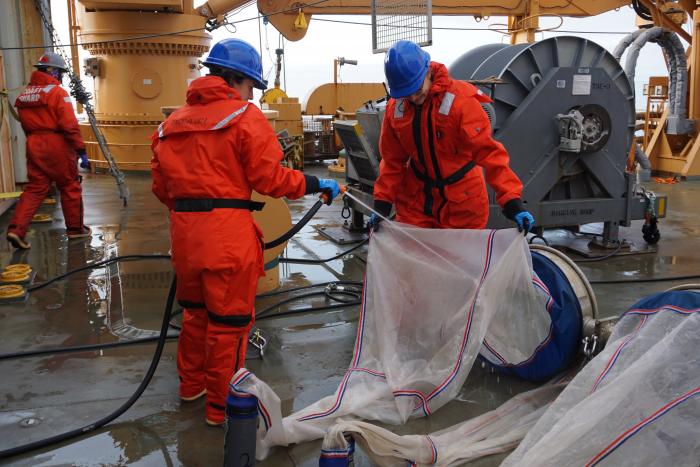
[1,168,698,466]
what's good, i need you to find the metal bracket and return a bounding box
[582,334,599,361]
[555,110,584,153]
[637,186,657,218]
[247,328,269,359]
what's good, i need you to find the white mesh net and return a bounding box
[233,223,555,459]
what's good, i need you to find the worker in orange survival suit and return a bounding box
[370,41,534,233]
[6,52,91,250]
[150,38,341,426]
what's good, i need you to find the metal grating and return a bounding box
[371,0,432,54]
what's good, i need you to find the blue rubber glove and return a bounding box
[514,211,535,235]
[77,149,89,169]
[318,179,340,202]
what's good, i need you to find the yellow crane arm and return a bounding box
[197,0,253,19]
[258,0,631,41]
[196,0,631,41]
[261,0,629,17]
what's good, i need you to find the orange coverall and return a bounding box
[151,75,319,423]
[374,62,523,228]
[9,71,86,238]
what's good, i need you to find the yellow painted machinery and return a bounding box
[303,58,385,115]
[74,0,210,170]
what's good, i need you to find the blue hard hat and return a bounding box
[203,38,268,90]
[384,41,430,98]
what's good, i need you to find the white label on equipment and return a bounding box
[572,74,591,95]
[556,80,566,89]
[143,79,152,85]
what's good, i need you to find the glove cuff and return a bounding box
[502,198,525,221]
[374,199,393,218]
[304,175,320,195]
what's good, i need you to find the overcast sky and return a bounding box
[50,2,678,110]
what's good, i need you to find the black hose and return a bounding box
[573,244,623,263]
[22,201,329,292]
[256,280,363,298]
[322,283,363,304]
[27,255,171,292]
[256,286,362,318]
[528,235,549,246]
[324,289,361,304]
[632,0,653,21]
[0,282,363,361]
[43,301,365,364]
[0,333,180,362]
[0,196,337,457]
[0,306,354,362]
[280,238,368,264]
[590,274,700,285]
[257,301,361,319]
[264,200,323,250]
[0,277,177,459]
[256,290,345,311]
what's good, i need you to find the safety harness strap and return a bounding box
[412,106,433,216]
[426,100,449,220]
[178,300,206,309]
[27,129,63,135]
[174,198,265,212]
[207,310,252,328]
[410,159,476,189]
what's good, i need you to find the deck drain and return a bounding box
[45,303,62,310]
[19,417,41,428]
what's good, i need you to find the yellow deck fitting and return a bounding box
[0,270,31,283]
[42,197,57,205]
[1,264,34,286]
[0,284,26,300]
[31,214,53,223]
[4,264,31,274]
[328,157,346,174]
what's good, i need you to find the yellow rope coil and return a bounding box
[0,284,25,299]
[0,270,30,283]
[3,264,32,274]
[31,213,53,223]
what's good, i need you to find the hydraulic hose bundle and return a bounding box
[0,193,359,459]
